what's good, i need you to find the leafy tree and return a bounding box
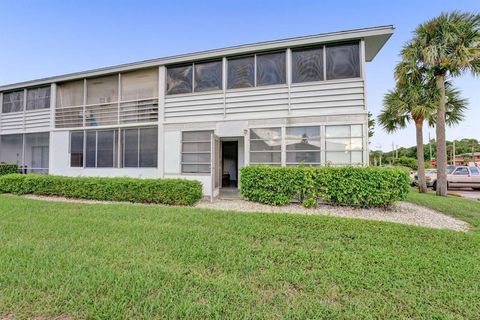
[399,12,480,196]
[393,156,417,170]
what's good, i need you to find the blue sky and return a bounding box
[0,0,479,151]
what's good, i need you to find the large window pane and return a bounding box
[250,152,281,164]
[286,127,320,150]
[87,75,118,104]
[181,131,212,174]
[139,127,157,167]
[85,131,97,168]
[26,87,50,111]
[122,129,139,167]
[97,130,115,167]
[57,80,84,108]
[166,65,193,95]
[0,134,23,165]
[325,124,364,165]
[286,152,320,164]
[326,43,360,80]
[70,131,84,167]
[227,56,254,89]
[292,47,324,83]
[24,133,49,173]
[194,61,222,92]
[256,52,286,86]
[250,140,281,151]
[121,68,159,101]
[2,90,24,113]
[250,128,281,140]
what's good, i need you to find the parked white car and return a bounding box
[431,166,480,191]
[414,169,437,188]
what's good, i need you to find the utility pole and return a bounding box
[395,145,398,159]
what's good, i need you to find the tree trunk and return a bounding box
[415,118,427,193]
[435,74,448,196]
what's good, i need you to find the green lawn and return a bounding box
[407,189,480,231]
[1,195,480,319]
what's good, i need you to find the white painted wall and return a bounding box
[164,130,181,174]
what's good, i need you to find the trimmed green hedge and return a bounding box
[240,166,410,208]
[0,174,203,206]
[0,164,18,176]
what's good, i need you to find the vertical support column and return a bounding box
[158,66,166,178]
[22,88,27,132]
[83,79,87,127]
[281,126,286,167]
[360,40,368,165]
[49,83,57,174]
[117,73,122,168]
[222,57,227,118]
[321,125,326,166]
[286,48,292,114]
[244,128,250,167]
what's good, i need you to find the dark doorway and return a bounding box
[221,141,238,188]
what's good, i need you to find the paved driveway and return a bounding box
[448,188,480,200]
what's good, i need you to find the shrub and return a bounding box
[240,166,410,208]
[0,174,203,206]
[0,164,18,176]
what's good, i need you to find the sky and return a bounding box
[0,0,479,151]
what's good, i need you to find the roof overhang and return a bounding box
[0,25,394,91]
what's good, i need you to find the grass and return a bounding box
[1,195,480,319]
[406,189,480,231]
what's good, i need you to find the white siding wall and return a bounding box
[164,79,365,123]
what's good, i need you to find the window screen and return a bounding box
[87,75,119,104]
[292,47,324,83]
[121,68,159,101]
[70,131,84,167]
[256,52,286,86]
[325,124,363,165]
[194,61,222,92]
[0,134,23,165]
[139,127,157,167]
[85,131,97,168]
[181,131,212,173]
[166,65,193,95]
[26,87,50,111]
[96,130,116,167]
[2,90,24,113]
[24,133,49,173]
[56,80,84,108]
[286,126,321,165]
[122,128,139,167]
[249,128,282,165]
[227,56,254,89]
[326,43,360,80]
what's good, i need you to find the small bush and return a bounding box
[0,174,203,206]
[240,166,410,208]
[0,164,18,176]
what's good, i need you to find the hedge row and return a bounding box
[240,166,410,208]
[0,174,203,206]
[0,164,18,176]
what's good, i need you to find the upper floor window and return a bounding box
[166,65,193,95]
[292,47,324,83]
[167,61,223,95]
[121,68,159,101]
[86,75,118,104]
[57,80,84,108]
[2,90,24,113]
[194,61,222,92]
[326,43,360,80]
[227,56,254,89]
[256,52,286,86]
[26,86,50,111]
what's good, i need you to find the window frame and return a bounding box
[181,130,213,174]
[2,89,25,114]
[249,127,282,166]
[324,124,364,166]
[285,126,321,166]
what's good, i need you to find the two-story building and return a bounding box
[0,26,394,197]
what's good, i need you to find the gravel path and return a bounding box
[197,199,469,232]
[19,194,469,232]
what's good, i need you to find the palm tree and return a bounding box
[379,79,467,193]
[400,12,480,196]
